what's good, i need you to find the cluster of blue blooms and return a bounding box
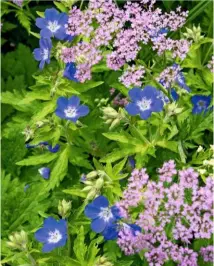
[33,8,77,81]
[84,196,141,241]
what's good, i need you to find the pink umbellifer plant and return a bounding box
[115,160,213,266]
[61,0,190,82]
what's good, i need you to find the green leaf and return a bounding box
[16,11,31,32]
[86,237,102,266]
[156,140,178,153]
[101,145,148,163]
[16,153,58,166]
[54,1,68,12]
[29,31,40,39]
[110,82,129,96]
[103,132,141,145]
[63,188,87,198]
[31,101,56,123]
[113,157,128,175]
[36,11,44,17]
[47,145,69,190]
[73,226,87,264]
[70,80,104,93]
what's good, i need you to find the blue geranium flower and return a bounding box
[102,222,141,240]
[35,217,67,253]
[63,63,78,82]
[36,8,69,40]
[125,86,164,120]
[33,38,52,70]
[55,96,89,122]
[84,196,121,233]
[39,167,50,179]
[191,95,212,114]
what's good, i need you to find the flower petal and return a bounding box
[33,48,42,61]
[125,103,139,115]
[36,18,47,29]
[151,99,164,112]
[84,203,100,219]
[92,195,109,208]
[68,96,80,107]
[77,105,89,117]
[40,28,52,39]
[57,219,67,235]
[102,224,118,240]
[42,243,56,253]
[128,87,142,101]
[91,217,106,233]
[45,8,59,21]
[57,97,68,111]
[54,27,67,40]
[43,217,58,229]
[35,228,49,243]
[39,60,46,70]
[55,109,66,119]
[139,110,152,120]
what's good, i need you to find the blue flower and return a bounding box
[84,196,121,233]
[39,167,50,179]
[128,156,135,169]
[191,95,212,114]
[63,63,78,82]
[171,89,179,101]
[125,86,164,120]
[102,222,141,241]
[33,38,52,70]
[55,96,89,122]
[150,28,168,42]
[35,217,67,253]
[80,174,87,183]
[47,144,60,153]
[36,8,69,40]
[24,184,30,192]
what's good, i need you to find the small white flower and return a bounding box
[197,146,204,153]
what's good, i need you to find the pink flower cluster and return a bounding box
[119,65,145,88]
[12,0,23,6]
[62,0,190,82]
[116,161,214,266]
[200,246,213,262]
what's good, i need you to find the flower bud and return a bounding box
[36,121,45,128]
[7,230,28,251]
[86,171,98,179]
[58,199,72,219]
[95,178,104,190]
[102,107,118,118]
[86,189,97,200]
[198,169,206,175]
[82,186,93,192]
[109,118,120,130]
[165,102,183,116]
[105,119,113,125]
[95,256,113,266]
[196,146,204,153]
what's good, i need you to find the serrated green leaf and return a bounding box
[16,11,31,32]
[16,153,58,166]
[47,145,69,190]
[103,132,141,145]
[73,226,87,264]
[113,157,127,175]
[156,140,178,153]
[31,101,56,123]
[54,1,68,12]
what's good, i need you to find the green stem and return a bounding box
[64,121,72,145]
[26,252,37,266]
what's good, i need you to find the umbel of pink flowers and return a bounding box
[114,160,213,266]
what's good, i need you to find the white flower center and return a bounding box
[64,107,77,118]
[98,207,113,222]
[137,98,152,111]
[38,168,45,175]
[47,21,61,33]
[42,49,49,60]
[48,229,62,243]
